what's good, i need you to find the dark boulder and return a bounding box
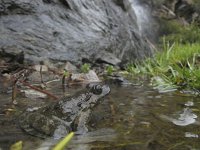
[0,0,153,65]
[150,0,200,24]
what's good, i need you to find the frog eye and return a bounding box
[77,101,82,107]
[91,85,102,95]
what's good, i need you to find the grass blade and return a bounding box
[52,132,74,150]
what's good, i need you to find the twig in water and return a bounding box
[18,80,58,100]
[11,69,30,104]
[12,78,18,105]
[110,104,116,116]
[62,70,66,92]
[62,69,70,92]
[40,65,46,86]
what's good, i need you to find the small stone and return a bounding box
[33,65,48,72]
[64,62,77,72]
[85,70,100,82]
[2,73,11,79]
[12,100,18,105]
[21,89,47,99]
[71,70,101,83]
[95,51,121,66]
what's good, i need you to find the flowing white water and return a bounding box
[124,0,153,35]
[129,0,153,37]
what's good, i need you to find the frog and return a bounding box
[18,84,110,139]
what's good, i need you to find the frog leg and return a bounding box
[75,109,91,135]
[52,115,72,139]
[19,112,54,138]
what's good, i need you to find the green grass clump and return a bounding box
[81,63,91,73]
[156,39,200,65]
[126,1,200,93]
[126,41,200,92]
[53,132,74,150]
[106,65,115,75]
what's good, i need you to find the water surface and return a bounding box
[0,82,200,150]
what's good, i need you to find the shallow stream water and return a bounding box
[1,81,200,150]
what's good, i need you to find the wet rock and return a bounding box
[70,70,100,83]
[0,74,12,93]
[175,0,195,22]
[0,0,153,66]
[105,74,132,86]
[151,0,199,23]
[33,65,48,72]
[64,61,77,73]
[28,71,58,83]
[152,5,176,20]
[42,59,67,73]
[94,51,121,66]
[0,49,24,64]
[21,89,47,99]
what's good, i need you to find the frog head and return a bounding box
[87,84,110,97]
[84,84,110,108]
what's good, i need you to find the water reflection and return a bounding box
[160,100,198,126]
[172,108,197,126]
[185,132,199,138]
[36,128,116,150]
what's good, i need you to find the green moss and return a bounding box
[81,63,91,73]
[106,65,115,76]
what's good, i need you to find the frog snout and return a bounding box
[91,84,103,95]
[101,85,110,95]
[87,83,110,95]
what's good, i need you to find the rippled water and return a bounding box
[1,81,200,150]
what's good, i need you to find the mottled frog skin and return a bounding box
[19,84,110,139]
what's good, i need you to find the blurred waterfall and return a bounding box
[131,0,151,34]
[124,0,155,40]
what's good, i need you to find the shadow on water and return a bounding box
[1,81,200,150]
